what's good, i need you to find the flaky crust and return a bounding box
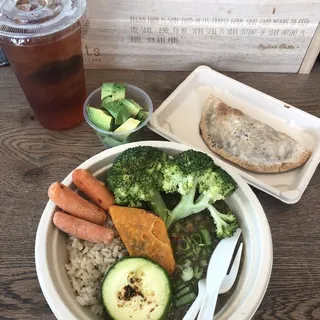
[199,95,311,173]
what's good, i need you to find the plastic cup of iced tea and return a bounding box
[0,0,87,130]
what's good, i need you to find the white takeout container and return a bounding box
[148,66,320,204]
[35,141,273,320]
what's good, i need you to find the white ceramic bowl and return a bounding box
[35,141,273,320]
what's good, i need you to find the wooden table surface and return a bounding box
[1,62,320,320]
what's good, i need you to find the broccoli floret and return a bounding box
[106,146,169,221]
[163,150,237,229]
[207,205,238,239]
[106,147,238,238]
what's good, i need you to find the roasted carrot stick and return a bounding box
[72,169,115,211]
[48,182,106,225]
[53,211,114,244]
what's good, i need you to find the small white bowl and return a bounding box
[35,141,273,320]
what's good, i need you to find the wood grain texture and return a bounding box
[299,23,320,74]
[0,64,320,320]
[82,0,320,73]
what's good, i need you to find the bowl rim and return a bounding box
[83,83,153,136]
[35,140,273,320]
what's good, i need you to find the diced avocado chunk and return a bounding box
[127,99,142,109]
[115,106,131,126]
[101,83,114,100]
[101,100,131,126]
[121,99,142,117]
[113,83,126,100]
[86,105,113,131]
[114,118,141,141]
[104,109,112,116]
[114,118,140,133]
[102,100,122,118]
[101,97,113,109]
[136,110,149,121]
[101,82,126,101]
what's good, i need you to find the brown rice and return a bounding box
[65,221,127,316]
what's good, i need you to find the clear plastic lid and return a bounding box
[0,0,87,39]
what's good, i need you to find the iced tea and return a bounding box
[0,0,87,129]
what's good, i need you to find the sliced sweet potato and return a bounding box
[109,205,175,274]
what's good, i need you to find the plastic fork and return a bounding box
[198,229,242,320]
[183,242,243,320]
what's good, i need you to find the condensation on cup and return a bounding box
[0,0,87,129]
